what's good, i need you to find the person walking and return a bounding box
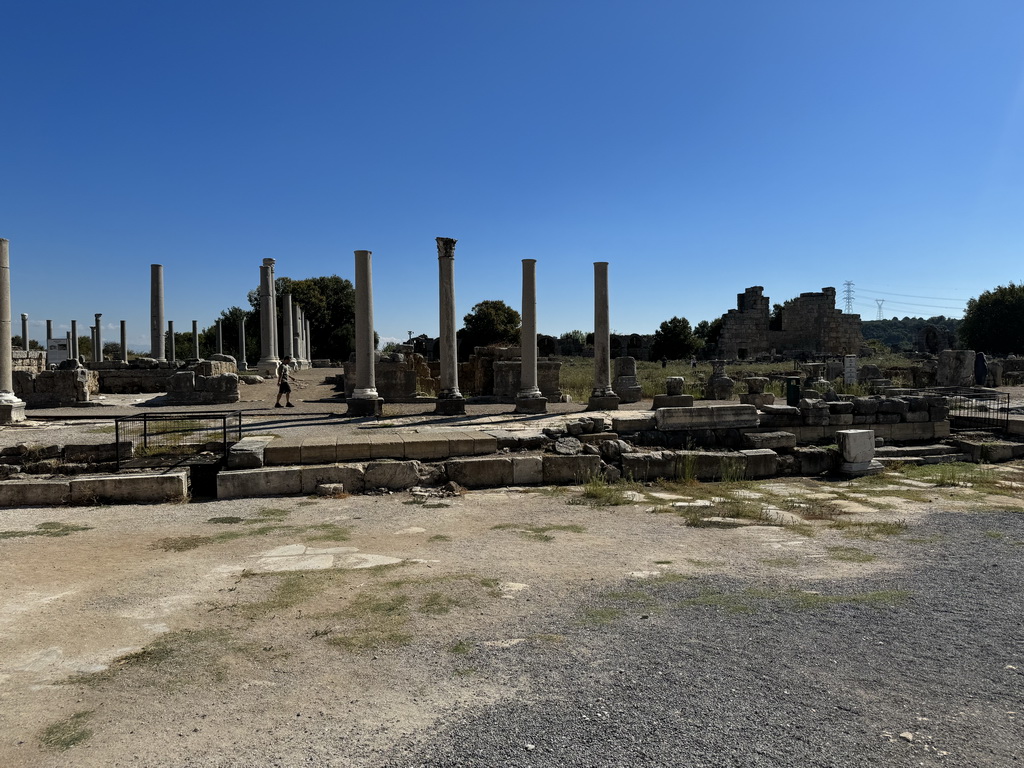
[275,356,294,407]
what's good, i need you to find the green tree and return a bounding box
[460,300,521,352]
[959,283,1024,355]
[650,316,698,360]
[245,275,357,361]
[693,317,723,357]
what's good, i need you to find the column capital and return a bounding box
[436,237,457,260]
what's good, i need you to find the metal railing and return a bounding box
[115,412,243,470]
[924,387,1010,434]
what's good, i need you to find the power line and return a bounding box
[875,299,884,321]
[857,288,968,302]
[857,295,965,312]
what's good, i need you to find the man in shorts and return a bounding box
[275,356,294,407]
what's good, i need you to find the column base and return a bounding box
[586,394,621,411]
[434,397,466,416]
[346,397,384,417]
[652,394,694,409]
[0,399,27,423]
[840,460,884,477]
[256,357,281,376]
[514,396,548,414]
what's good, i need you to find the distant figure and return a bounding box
[276,355,294,407]
[974,352,989,386]
[660,356,668,368]
[690,357,697,370]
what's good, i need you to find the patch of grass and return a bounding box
[985,531,1005,539]
[448,639,473,655]
[653,559,673,565]
[0,521,92,540]
[428,534,452,542]
[206,516,244,525]
[784,522,817,538]
[39,711,94,751]
[829,519,908,539]
[305,523,352,542]
[569,477,642,507]
[826,546,877,562]
[419,592,462,615]
[152,535,212,552]
[491,522,585,542]
[69,629,236,688]
[246,507,289,523]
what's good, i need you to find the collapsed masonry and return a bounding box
[717,286,862,360]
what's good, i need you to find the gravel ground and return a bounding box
[381,509,1024,768]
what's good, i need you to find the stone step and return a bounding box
[874,444,959,458]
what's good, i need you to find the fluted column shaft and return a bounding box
[352,250,378,398]
[518,259,541,398]
[150,264,165,360]
[592,262,613,396]
[120,321,128,362]
[0,240,18,395]
[436,237,461,399]
[168,320,176,362]
[281,294,295,359]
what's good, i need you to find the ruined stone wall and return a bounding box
[770,288,861,355]
[717,286,861,359]
[13,368,98,406]
[717,287,771,360]
[12,350,46,374]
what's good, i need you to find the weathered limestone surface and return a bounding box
[655,404,758,431]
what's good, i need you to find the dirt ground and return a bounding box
[2,462,1024,767]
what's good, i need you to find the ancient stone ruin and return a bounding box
[717,286,862,360]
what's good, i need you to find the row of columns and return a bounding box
[343,243,618,417]
[255,258,312,375]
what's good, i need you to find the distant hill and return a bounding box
[861,316,960,352]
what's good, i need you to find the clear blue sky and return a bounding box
[4,1,1023,350]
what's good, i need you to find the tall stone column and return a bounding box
[94,313,103,361]
[150,264,165,361]
[65,331,72,364]
[120,320,128,362]
[305,319,311,364]
[257,258,280,374]
[588,261,619,411]
[237,317,247,370]
[516,258,546,413]
[292,304,304,368]
[70,320,79,361]
[46,319,52,345]
[90,326,97,360]
[281,294,295,360]
[435,237,465,415]
[346,250,383,417]
[167,321,176,362]
[21,313,29,350]
[0,239,26,422]
[192,320,199,359]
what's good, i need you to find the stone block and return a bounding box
[878,399,909,415]
[70,472,188,504]
[827,401,855,414]
[445,457,514,488]
[512,456,543,485]
[742,431,797,451]
[852,397,880,415]
[739,393,774,409]
[364,461,421,490]
[402,433,451,460]
[830,413,854,426]
[794,447,833,476]
[542,455,602,484]
[655,404,758,431]
[64,442,130,463]
[300,464,366,494]
[852,414,877,425]
[263,439,303,466]
[446,431,478,457]
[217,467,302,498]
[665,377,686,396]
[367,433,406,459]
[0,480,71,506]
[227,436,274,469]
[301,437,337,464]
[929,406,950,422]
[904,411,929,423]
[614,415,655,434]
[837,430,875,464]
[876,414,901,424]
[336,435,373,462]
[739,449,778,478]
[933,421,950,438]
